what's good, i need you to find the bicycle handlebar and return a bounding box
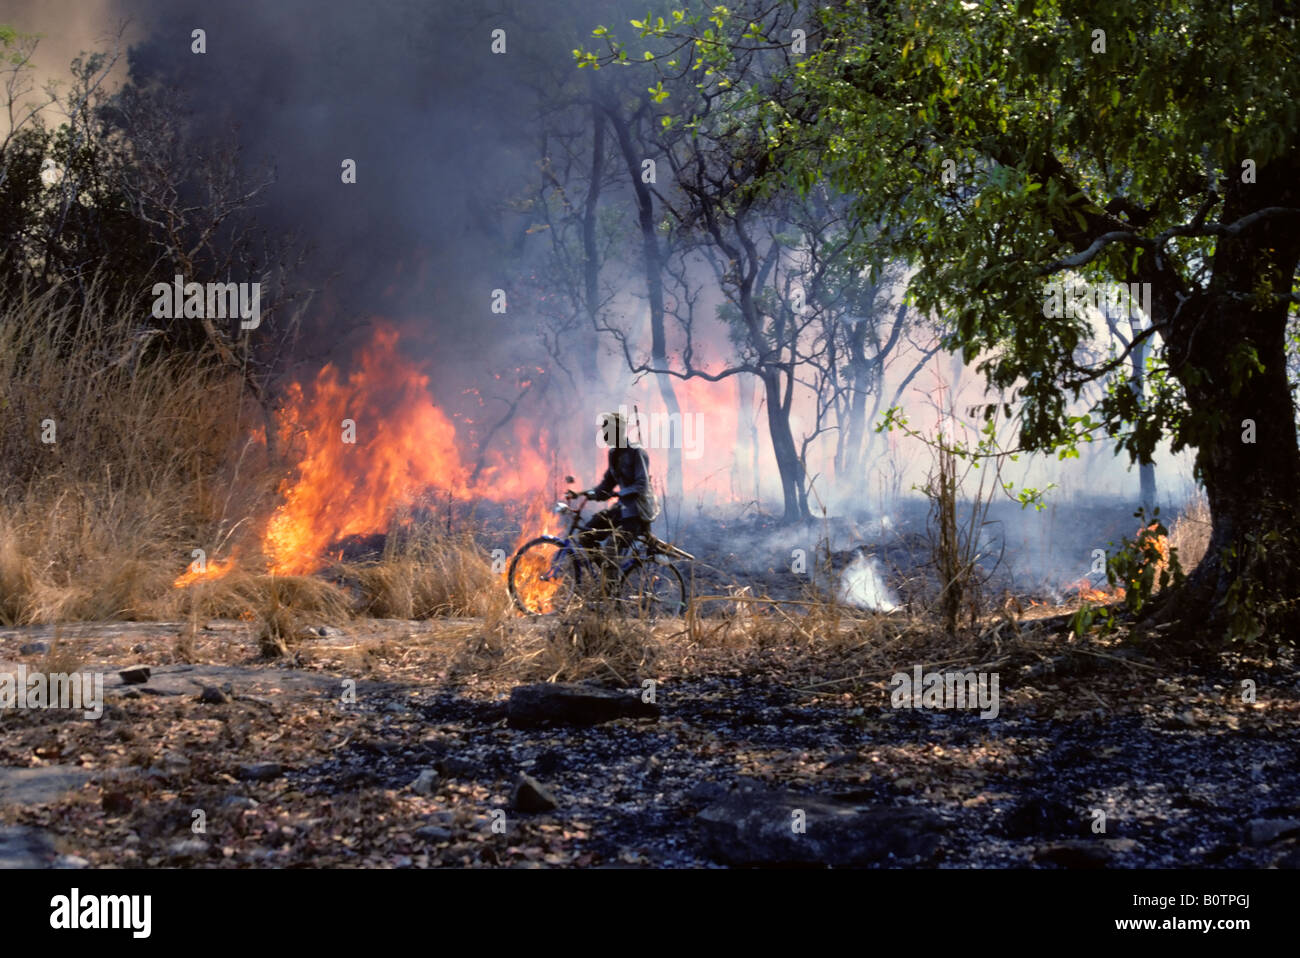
[565,490,618,501]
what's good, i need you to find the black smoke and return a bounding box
[113,0,613,411]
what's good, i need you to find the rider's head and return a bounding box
[598,411,629,449]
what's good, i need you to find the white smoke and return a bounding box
[838,550,901,612]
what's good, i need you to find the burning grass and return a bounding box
[0,281,511,629]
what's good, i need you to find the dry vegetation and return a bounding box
[0,282,503,648]
[0,281,258,624]
[0,279,1222,674]
[344,527,508,621]
[1167,490,1211,574]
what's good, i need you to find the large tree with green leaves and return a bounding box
[591,0,1300,643]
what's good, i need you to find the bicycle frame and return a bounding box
[507,491,690,617]
[538,495,645,588]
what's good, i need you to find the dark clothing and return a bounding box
[588,444,652,522]
[576,505,648,554]
[579,444,652,552]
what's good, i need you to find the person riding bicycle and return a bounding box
[568,411,658,556]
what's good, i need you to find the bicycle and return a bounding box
[507,486,692,618]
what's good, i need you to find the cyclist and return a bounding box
[568,411,658,555]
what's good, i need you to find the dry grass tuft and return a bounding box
[1168,491,1211,574]
[0,279,268,625]
[0,526,36,625]
[256,585,298,659]
[539,611,656,683]
[444,609,657,686]
[346,527,509,621]
[38,634,85,677]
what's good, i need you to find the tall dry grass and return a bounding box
[0,280,632,636]
[343,519,509,622]
[1168,490,1211,574]
[0,278,265,624]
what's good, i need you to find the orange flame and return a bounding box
[1067,578,1126,603]
[173,555,238,588]
[264,324,471,574]
[1145,526,1171,571]
[507,497,565,613]
[261,322,554,577]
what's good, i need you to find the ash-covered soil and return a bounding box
[1,618,1296,869]
[343,495,1183,612]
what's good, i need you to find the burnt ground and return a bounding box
[664,497,1166,610]
[374,495,1177,612]
[1,616,1297,869]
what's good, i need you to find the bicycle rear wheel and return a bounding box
[508,537,584,615]
[618,555,687,619]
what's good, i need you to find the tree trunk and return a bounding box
[741,373,760,505]
[654,370,684,526]
[605,105,684,521]
[1158,174,1300,643]
[1139,462,1157,514]
[841,321,870,478]
[581,102,606,394]
[1129,336,1158,513]
[762,368,808,522]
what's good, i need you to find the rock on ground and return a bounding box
[506,682,659,729]
[512,773,559,813]
[0,826,58,868]
[697,786,945,867]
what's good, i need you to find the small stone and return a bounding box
[237,763,285,782]
[506,682,659,729]
[0,826,57,868]
[409,769,439,796]
[118,665,151,685]
[102,790,133,815]
[414,826,454,842]
[54,854,90,869]
[220,795,259,810]
[685,781,731,805]
[512,773,558,813]
[197,685,230,705]
[1001,798,1076,838]
[301,625,344,638]
[19,642,47,655]
[169,838,209,859]
[1248,819,1300,845]
[697,789,944,866]
[436,756,478,779]
[1034,838,1139,868]
[533,749,564,776]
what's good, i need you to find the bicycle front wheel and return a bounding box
[508,537,584,615]
[618,556,687,619]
